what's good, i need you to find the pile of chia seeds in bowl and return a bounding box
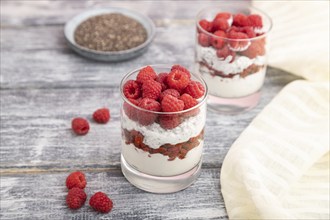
[74,13,148,52]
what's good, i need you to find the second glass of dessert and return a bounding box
[195,4,272,113]
[120,64,207,193]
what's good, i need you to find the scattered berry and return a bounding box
[240,39,265,58]
[171,65,191,79]
[214,12,231,20]
[142,80,162,100]
[180,94,198,110]
[137,98,161,125]
[159,89,180,101]
[198,33,211,47]
[212,18,229,32]
[248,14,263,28]
[161,95,184,112]
[123,80,141,99]
[228,31,249,50]
[211,30,227,49]
[66,171,87,189]
[156,72,169,91]
[71,118,89,135]
[167,69,190,91]
[216,46,236,62]
[184,81,205,99]
[93,108,110,124]
[199,19,213,32]
[66,187,87,210]
[89,192,113,213]
[159,115,181,130]
[123,98,140,121]
[136,66,157,83]
[233,13,249,27]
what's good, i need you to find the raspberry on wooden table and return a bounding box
[89,192,113,213]
[66,187,87,210]
[93,108,110,124]
[136,66,157,83]
[71,118,89,135]
[184,81,205,99]
[123,80,141,99]
[66,171,87,189]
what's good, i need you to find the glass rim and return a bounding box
[196,4,273,41]
[120,64,208,115]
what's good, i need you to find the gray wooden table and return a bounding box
[0,1,300,219]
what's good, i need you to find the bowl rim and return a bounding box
[120,64,209,115]
[196,4,273,41]
[64,7,156,55]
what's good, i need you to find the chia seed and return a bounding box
[74,13,148,52]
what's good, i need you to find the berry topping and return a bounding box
[233,13,249,27]
[214,12,231,20]
[142,80,162,100]
[71,118,89,135]
[93,108,110,124]
[167,69,190,91]
[156,72,169,91]
[227,31,249,50]
[136,66,157,83]
[180,93,198,110]
[171,64,191,79]
[159,89,180,101]
[216,46,236,62]
[159,115,181,130]
[123,80,141,99]
[212,18,229,32]
[123,98,140,121]
[137,98,161,125]
[161,95,184,112]
[240,39,265,58]
[248,14,263,28]
[199,19,213,32]
[66,171,87,189]
[211,30,227,49]
[184,81,205,99]
[89,192,113,213]
[198,33,211,47]
[66,187,87,210]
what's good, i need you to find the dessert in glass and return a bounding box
[195,5,272,113]
[120,64,207,193]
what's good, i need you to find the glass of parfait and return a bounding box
[195,4,272,113]
[120,64,207,193]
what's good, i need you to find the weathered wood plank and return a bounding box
[0,68,301,171]
[0,169,228,219]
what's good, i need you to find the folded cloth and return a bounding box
[220,1,330,219]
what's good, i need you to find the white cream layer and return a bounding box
[122,141,203,176]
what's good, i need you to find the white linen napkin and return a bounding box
[220,1,330,219]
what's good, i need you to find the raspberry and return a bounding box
[156,72,169,91]
[233,13,249,27]
[167,69,190,91]
[212,18,229,32]
[123,80,141,99]
[66,171,87,189]
[211,30,226,49]
[180,93,198,110]
[198,33,210,47]
[93,108,110,124]
[171,65,191,79]
[159,89,180,101]
[228,31,249,50]
[71,118,89,135]
[89,192,113,213]
[142,80,162,100]
[184,81,205,99]
[216,46,236,63]
[161,95,184,112]
[248,14,263,28]
[136,66,157,83]
[240,39,265,58]
[123,98,140,121]
[214,12,231,20]
[66,188,87,210]
[198,19,213,32]
[159,115,181,130]
[137,98,161,125]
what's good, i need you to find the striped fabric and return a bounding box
[221,1,329,219]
